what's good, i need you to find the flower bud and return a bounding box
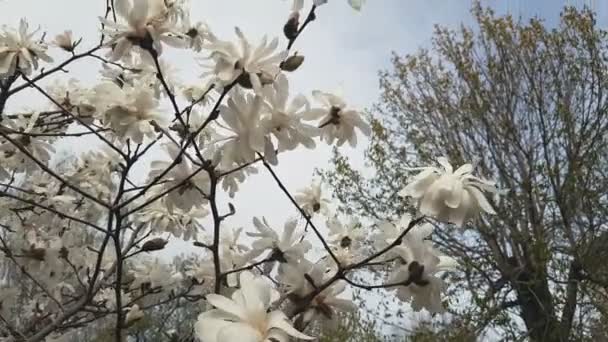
[283,13,300,40]
[54,30,77,52]
[280,55,305,72]
[141,238,168,252]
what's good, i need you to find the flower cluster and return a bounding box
[0,1,503,341]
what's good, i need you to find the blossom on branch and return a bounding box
[195,271,314,342]
[94,82,164,143]
[247,217,312,263]
[294,181,330,217]
[399,157,499,226]
[386,220,458,313]
[100,0,187,60]
[304,90,371,147]
[261,74,318,151]
[216,89,267,168]
[147,143,211,212]
[0,18,53,76]
[201,27,287,93]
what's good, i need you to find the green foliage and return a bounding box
[324,3,608,341]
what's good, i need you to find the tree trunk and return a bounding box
[511,265,563,342]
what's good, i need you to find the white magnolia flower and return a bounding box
[327,217,365,251]
[63,148,121,203]
[53,30,76,52]
[294,181,330,217]
[247,217,311,263]
[182,15,212,52]
[133,197,207,240]
[277,259,327,296]
[304,90,370,147]
[214,227,250,286]
[148,143,210,212]
[94,82,163,143]
[216,89,267,168]
[186,255,232,287]
[278,258,355,326]
[130,258,182,289]
[373,214,434,259]
[202,28,287,92]
[182,83,215,107]
[261,74,317,152]
[388,223,457,313]
[125,304,145,325]
[0,18,53,76]
[301,280,356,327]
[399,157,499,226]
[220,164,258,198]
[195,271,313,342]
[100,0,186,60]
[0,112,56,176]
[46,79,97,124]
[326,218,366,265]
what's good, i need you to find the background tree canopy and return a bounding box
[324,5,608,341]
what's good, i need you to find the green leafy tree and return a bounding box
[325,5,608,341]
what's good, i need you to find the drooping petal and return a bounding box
[205,294,247,321]
[216,322,262,342]
[468,186,496,214]
[267,311,315,340]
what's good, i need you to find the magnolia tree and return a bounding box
[0,0,502,341]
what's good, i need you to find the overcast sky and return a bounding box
[1,0,605,336]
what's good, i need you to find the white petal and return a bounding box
[267,311,315,340]
[217,322,262,342]
[468,186,496,214]
[205,294,247,320]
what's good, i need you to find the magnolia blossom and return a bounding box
[247,217,312,263]
[327,217,365,252]
[94,82,163,143]
[388,223,457,313]
[214,227,250,286]
[220,164,258,198]
[195,271,313,342]
[372,214,434,260]
[301,280,356,328]
[202,28,286,92]
[46,79,97,124]
[304,90,371,147]
[278,259,355,326]
[125,304,145,325]
[132,197,207,240]
[261,74,318,152]
[182,15,212,52]
[130,258,182,289]
[216,89,267,168]
[186,255,232,287]
[100,0,186,60]
[0,113,56,176]
[399,157,499,226]
[53,30,76,52]
[0,18,53,76]
[148,144,211,212]
[294,181,330,217]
